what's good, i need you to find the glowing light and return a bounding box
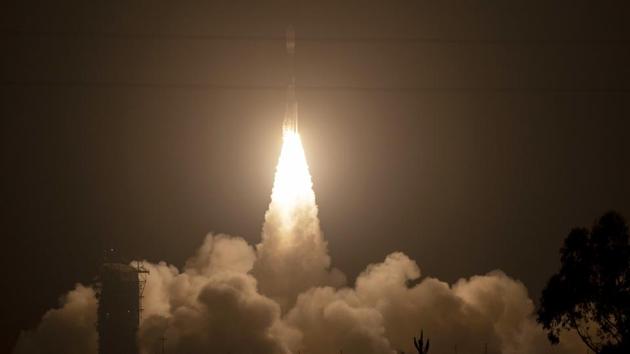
[269,125,316,226]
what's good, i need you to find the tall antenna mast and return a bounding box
[160,335,166,354]
[283,25,298,132]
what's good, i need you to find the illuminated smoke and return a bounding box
[14,125,587,354]
[268,126,316,227]
[13,285,97,354]
[253,126,345,309]
[136,235,298,354]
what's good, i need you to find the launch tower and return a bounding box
[97,251,148,354]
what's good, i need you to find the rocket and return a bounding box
[283,25,298,133]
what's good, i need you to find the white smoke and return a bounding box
[12,237,586,354]
[283,253,583,354]
[13,284,97,354]
[253,128,345,309]
[13,129,588,354]
[137,234,299,354]
[253,182,346,309]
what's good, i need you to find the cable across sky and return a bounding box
[3,30,629,45]
[2,80,628,94]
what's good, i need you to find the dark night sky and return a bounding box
[2,1,629,351]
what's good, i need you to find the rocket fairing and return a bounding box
[283,25,298,133]
[286,25,295,55]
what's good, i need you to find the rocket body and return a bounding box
[286,25,295,55]
[284,83,298,133]
[283,26,298,133]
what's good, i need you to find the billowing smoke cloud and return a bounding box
[137,234,299,354]
[13,240,585,354]
[253,178,346,309]
[13,284,97,354]
[13,236,585,354]
[13,129,587,354]
[284,253,583,354]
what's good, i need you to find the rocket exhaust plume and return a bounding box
[273,24,309,228]
[270,125,314,230]
[252,26,345,308]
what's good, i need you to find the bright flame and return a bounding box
[270,126,316,225]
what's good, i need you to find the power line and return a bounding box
[2,30,629,45]
[2,80,628,94]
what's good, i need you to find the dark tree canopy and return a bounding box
[538,211,630,354]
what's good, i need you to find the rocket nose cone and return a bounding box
[286,25,295,54]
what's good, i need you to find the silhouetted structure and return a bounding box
[97,251,148,354]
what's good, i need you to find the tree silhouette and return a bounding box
[537,211,630,354]
[413,330,430,354]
